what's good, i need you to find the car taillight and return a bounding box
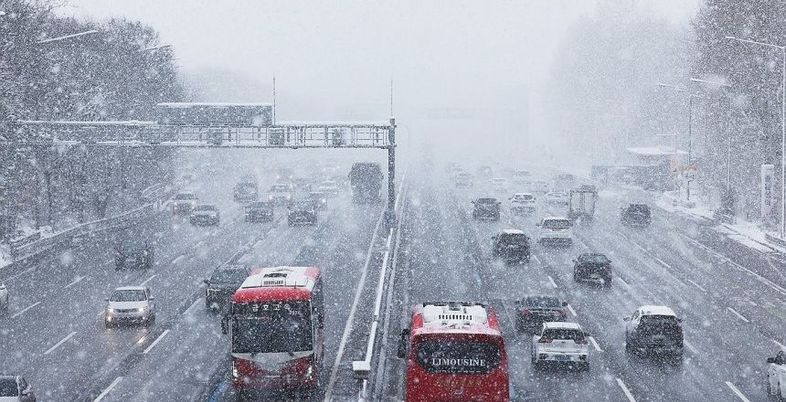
[538,337,552,343]
[576,338,588,345]
[520,309,530,316]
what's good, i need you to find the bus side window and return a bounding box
[397,329,411,358]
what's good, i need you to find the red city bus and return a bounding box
[397,302,510,402]
[221,266,324,399]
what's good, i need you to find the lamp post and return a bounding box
[726,35,786,237]
[657,82,698,201]
[690,77,733,195]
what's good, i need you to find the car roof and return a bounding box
[114,286,146,291]
[542,216,569,221]
[543,322,582,330]
[501,229,525,235]
[0,375,17,381]
[513,192,534,196]
[638,305,676,316]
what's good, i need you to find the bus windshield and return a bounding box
[415,340,501,374]
[231,301,313,354]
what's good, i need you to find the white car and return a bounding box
[104,286,156,328]
[545,191,569,205]
[510,193,536,215]
[171,191,198,215]
[268,183,293,205]
[512,169,530,184]
[531,322,590,370]
[537,217,573,245]
[0,375,35,402]
[767,349,786,399]
[0,282,8,314]
[491,177,509,192]
[317,180,340,197]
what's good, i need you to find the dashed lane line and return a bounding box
[567,304,577,317]
[616,378,637,402]
[11,301,41,319]
[683,339,699,355]
[616,276,632,289]
[654,257,671,269]
[143,329,170,354]
[687,279,707,293]
[547,275,558,289]
[64,275,86,289]
[588,336,603,352]
[184,298,201,316]
[171,255,186,265]
[773,339,786,350]
[725,381,751,402]
[139,274,157,286]
[93,376,122,402]
[44,331,77,355]
[727,307,750,323]
[531,254,541,264]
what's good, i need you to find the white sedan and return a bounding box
[531,322,590,370]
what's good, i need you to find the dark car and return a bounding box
[625,305,684,359]
[309,191,328,210]
[573,253,612,287]
[190,204,220,226]
[621,203,651,226]
[0,375,36,402]
[515,295,568,331]
[472,197,501,221]
[492,229,530,263]
[114,238,154,270]
[245,201,274,223]
[204,265,250,312]
[288,200,317,225]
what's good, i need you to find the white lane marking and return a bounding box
[7,266,36,282]
[616,378,637,402]
[547,275,558,289]
[687,279,707,293]
[567,304,577,317]
[617,276,632,289]
[588,336,603,352]
[171,255,186,265]
[64,276,86,289]
[654,257,671,269]
[143,329,170,354]
[631,241,648,254]
[727,307,750,323]
[11,301,41,319]
[725,381,751,402]
[575,237,590,250]
[44,331,77,355]
[93,376,122,402]
[684,339,699,355]
[139,274,157,286]
[773,339,786,350]
[184,298,201,316]
[531,254,541,264]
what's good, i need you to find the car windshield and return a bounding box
[543,219,571,229]
[415,340,501,374]
[194,205,216,211]
[477,198,497,204]
[110,290,146,302]
[628,204,650,215]
[0,379,17,397]
[580,254,610,264]
[526,296,561,308]
[514,194,534,201]
[231,302,313,353]
[248,201,271,209]
[542,328,584,342]
[291,201,313,209]
[500,233,527,245]
[271,184,289,192]
[174,193,195,200]
[210,269,247,283]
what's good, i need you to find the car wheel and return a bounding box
[573,273,579,282]
[582,362,590,371]
[104,320,112,329]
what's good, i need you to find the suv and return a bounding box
[531,322,590,371]
[0,282,8,314]
[573,253,612,287]
[114,238,154,270]
[104,286,156,328]
[244,201,274,223]
[509,193,536,215]
[515,295,568,331]
[204,265,250,312]
[0,375,35,402]
[621,203,651,226]
[171,191,198,215]
[537,217,573,246]
[624,305,683,358]
[288,200,317,225]
[492,229,530,263]
[190,204,220,226]
[472,198,501,221]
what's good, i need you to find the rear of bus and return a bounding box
[399,302,510,402]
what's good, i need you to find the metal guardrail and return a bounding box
[9,203,154,262]
[765,233,786,249]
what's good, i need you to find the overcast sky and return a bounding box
[59,0,701,158]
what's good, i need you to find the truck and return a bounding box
[349,162,383,204]
[568,185,597,223]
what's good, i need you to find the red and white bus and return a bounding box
[397,302,510,402]
[221,266,324,399]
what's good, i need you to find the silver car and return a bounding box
[104,286,156,328]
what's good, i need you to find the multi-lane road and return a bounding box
[3,160,786,402]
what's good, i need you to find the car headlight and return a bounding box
[136,307,147,312]
[107,308,116,313]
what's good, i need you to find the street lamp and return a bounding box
[726,35,786,237]
[657,82,699,201]
[690,78,734,194]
